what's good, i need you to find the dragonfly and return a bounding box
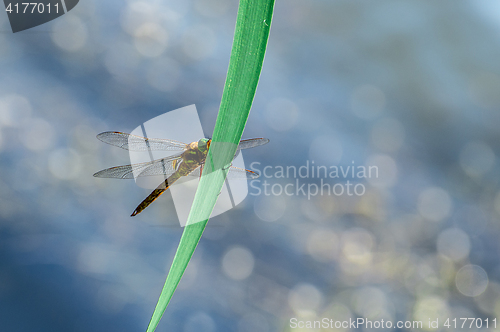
[93,132,269,216]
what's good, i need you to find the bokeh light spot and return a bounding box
[288,283,323,313]
[222,246,255,280]
[0,94,32,127]
[417,187,452,222]
[52,16,88,52]
[48,148,82,180]
[341,228,374,264]
[133,23,168,57]
[413,296,449,329]
[436,228,470,261]
[455,265,488,297]
[366,154,397,188]
[306,228,339,262]
[20,118,55,151]
[253,195,286,222]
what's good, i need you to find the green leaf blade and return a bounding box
[146,221,206,332]
[146,0,275,330]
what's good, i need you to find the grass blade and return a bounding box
[145,0,275,331]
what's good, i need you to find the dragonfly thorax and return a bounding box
[180,139,210,169]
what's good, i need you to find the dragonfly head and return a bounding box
[198,138,211,152]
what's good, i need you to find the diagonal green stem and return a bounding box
[145,1,275,331]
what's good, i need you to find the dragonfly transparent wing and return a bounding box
[234,137,269,159]
[226,166,260,179]
[93,153,182,179]
[186,166,259,179]
[97,132,187,151]
[237,138,269,150]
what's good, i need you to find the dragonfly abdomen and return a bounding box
[131,171,183,216]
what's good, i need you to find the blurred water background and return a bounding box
[1,0,500,331]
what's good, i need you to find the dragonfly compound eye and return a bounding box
[198,138,210,152]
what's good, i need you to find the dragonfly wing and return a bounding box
[237,138,270,150]
[225,166,260,179]
[185,166,258,179]
[97,132,187,151]
[230,138,269,161]
[93,154,182,179]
